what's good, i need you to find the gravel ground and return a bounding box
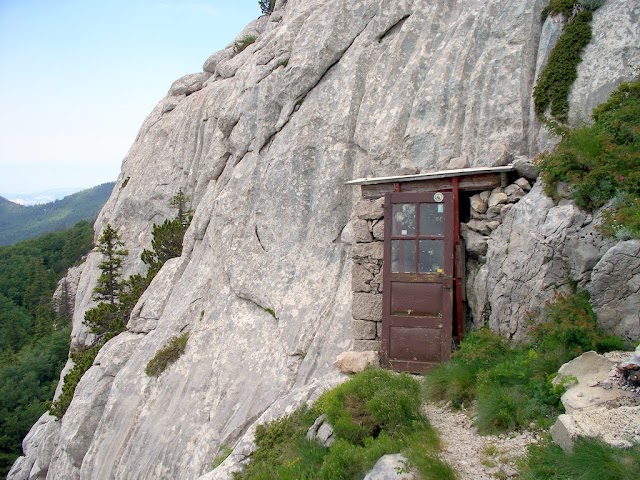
[423,403,541,479]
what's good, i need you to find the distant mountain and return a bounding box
[4,188,83,206]
[0,182,114,246]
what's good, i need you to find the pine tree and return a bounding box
[168,188,193,228]
[93,224,128,305]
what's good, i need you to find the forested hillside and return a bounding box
[0,182,114,246]
[0,222,94,477]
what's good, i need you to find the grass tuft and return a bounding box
[235,35,257,53]
[424,290,625,433]
[520,438,640,480]
[145,332,189,377]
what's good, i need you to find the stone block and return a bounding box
[372,220,384,240]
[353,218,373,243]
[485,205,502,220]
[376,321,382,339]
[515,177,532,191]
[447,154,469,169]
[488,191,508,207]
[479,190,491,202]
[352,293,383,321]
[466,219,491,235]
[353,340,382,352]
[461,225,488,257]
[514,156,539,181]
[354,197,384,220]
[487,220,501,231]
[352,242,384,261]
[470,194,488,214]
[352,319,376,340]
[352,263,373,292]
[334,351,380,373]
[505,184,525,202]
[500,203,513,218]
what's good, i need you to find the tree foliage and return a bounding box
[0,222,92,477]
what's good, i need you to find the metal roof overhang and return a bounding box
[346,165,515,186]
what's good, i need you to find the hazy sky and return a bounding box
[0,0,260,194]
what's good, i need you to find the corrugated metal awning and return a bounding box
[346,165,515,186]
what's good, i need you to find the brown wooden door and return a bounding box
[382,191,454,373]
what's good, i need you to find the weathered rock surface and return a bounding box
[363,454,414,480]
[588,240,640,342]
[10,0,640,478]
[334,350,380,374]
[468,183,618,340]
[550,351,640,452]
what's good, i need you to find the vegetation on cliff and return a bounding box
[537,77,640,239]
[50,190,193,418]
[0,221,93,477]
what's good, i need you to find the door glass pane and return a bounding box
[419,203,445,236]
[391,204,416,236]
[391,240,416,273]
[419,240,444,273]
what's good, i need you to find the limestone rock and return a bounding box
[353,218,373,243]
[352,293,383,321]
[513,156,539,181]
[307,414,335,447]
[552,406,640,453]
[447,154,469,169]
[488,191,508,208]
[372,220,384,240]
[334,351,379,374]
[53,263,85,319]
[461,225,488,258]
[588,240,640,341]
[364,454,414,480]
[470,194,488,214]
[12,0,640,478]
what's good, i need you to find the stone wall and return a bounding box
[348,197,385,352]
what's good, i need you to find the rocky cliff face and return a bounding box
[9,0,640,479]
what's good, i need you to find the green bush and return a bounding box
[520,438,640,480]
[534,10,593,124]
[541,0,575,22]
[234,370,455,479]
[425,290,625,433]
[145,333,190,377]
[537,78,640,237]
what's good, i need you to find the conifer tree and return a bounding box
[93,224,128,305]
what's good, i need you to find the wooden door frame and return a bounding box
[381,191,455,372]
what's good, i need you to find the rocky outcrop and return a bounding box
[10,0,640,479]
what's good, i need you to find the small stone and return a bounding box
[479,190,491,202]
[487,221,501,231]
[470,194,488,214]
[334,351,379,373]
[587,380,599,387]
[352,218,373,243]
[602,380,613,390]
[466,219,492,235]
[488,192,508,208]
[515,177,532,191]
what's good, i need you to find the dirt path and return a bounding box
[422,403,541,479]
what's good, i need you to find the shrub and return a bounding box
[258,0,276,15]
[235,35,257,53]
[578,0,606,11]
[520,438,640,480]
[49,343,101,418]
[534,10,593,124]
[234,370,454,479]
[145,332,190,377]
[425,290,625,433]
[537,78,640,237]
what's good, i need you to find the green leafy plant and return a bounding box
[145,332,190,377]
[235,35,257,53]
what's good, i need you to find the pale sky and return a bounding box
[0,0,261,195]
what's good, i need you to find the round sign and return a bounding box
[433,192,444,202]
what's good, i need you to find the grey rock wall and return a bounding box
[9,0,640,479]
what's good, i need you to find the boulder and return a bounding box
[334,351,380,373]
[364,454,415,480]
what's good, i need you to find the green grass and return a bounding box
[234,369,456,479]
[520,438,640,480]
[235,35,257,53]
[424,290,624,434]
[537,77,640,238]
[145,332,190,377]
